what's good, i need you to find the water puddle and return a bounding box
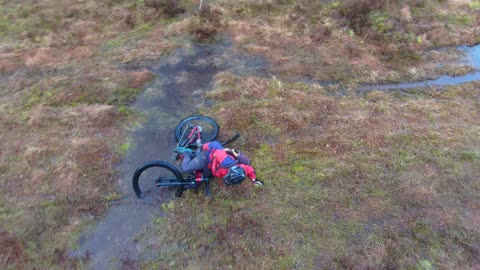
[357,44,480,93]
[0,73,15,97]
[69,38,269,269]
[0,74,7,84]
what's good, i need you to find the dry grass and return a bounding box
[223,0,480,83]
[0,103,125,268]
[1,0,479,269]
[145,75,480,269]
[186,7,225,42]
[0,0,201,268]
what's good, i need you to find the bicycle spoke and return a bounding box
[175,116,219,145]
[132,161,183,199]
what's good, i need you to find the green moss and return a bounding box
[161,201,175,211]
[23,87,63,108]
[276,255,295,269]
[104,191,123,201]
[0,4,61,44]
[240,2,280,17]
[470,0,480,9]
[108,87,142,106]
[416,259,434,270]
[104,38,126,48]
[448,12,474,26]
[0,19,10,33]
[117,140,132,156]
[330,1,340,9]
[369,10,393,34]
[460,150,480,161]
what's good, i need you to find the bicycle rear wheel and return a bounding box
[175,115,219,146]
[132,161,184,199]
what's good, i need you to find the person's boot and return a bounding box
[204,181,212,197]
[175,186,184,197]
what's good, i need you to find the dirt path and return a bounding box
[68,38,268,270]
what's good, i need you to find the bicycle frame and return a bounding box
[177,124,201,148]
[133,115,239,198]
[155,174,210,187]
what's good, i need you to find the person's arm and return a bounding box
[201,141,223,151]
[238,164,263,186]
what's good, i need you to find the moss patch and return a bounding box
[143,75,480,269]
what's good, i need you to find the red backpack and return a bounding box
[208,149,245,185]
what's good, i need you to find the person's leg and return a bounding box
[177,152,209,196]
[180,151,208,174]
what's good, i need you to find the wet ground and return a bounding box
[69,40,479,269]
[357,44,480,93]
[69,38,269,270]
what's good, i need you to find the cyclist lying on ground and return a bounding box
[175,140,264,189]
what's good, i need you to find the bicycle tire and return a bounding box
[132,161,184,198]
[175,115,219,145]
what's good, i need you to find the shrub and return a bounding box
[144,0,185,17]
[186,8,223,42]
[337,0,387,35]
[369,10,393,34]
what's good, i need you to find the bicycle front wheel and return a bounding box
[132,161,184,199]
[175,115,219,146]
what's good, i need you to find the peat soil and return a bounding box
[68,38,268,270]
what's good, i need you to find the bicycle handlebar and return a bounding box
[222,133,240,146]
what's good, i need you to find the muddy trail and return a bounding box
[68,40,479,269]
[68,39,268,269]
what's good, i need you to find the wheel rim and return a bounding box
[135,165,179,199]
[177,117,218,145]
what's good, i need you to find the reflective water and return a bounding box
[357,44,480,93]
[69,38,269,270]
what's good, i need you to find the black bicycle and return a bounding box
[132,115,227,198]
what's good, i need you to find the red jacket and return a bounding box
[201,142,257,181]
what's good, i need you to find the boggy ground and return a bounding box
[0,0,479,269]
[138,1,480,269]
[0,0,193,268]
[148,76,480,269]
[225,0,480,84]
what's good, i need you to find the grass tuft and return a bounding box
[147,75,480,268]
